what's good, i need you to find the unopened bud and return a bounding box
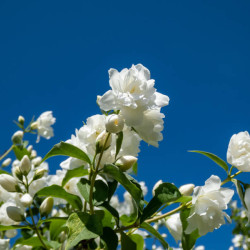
[27,145,33,153]
[116,155,137,171]
[30,122,38,130]
[96,131,111,152]
[105,114,124,134]
[11,131,23,144]
[0,174,18,192]
[2,158,12,167]
[32,157,42,167]
[6,206,24,222]
[152,180,163,196]
[40,197,54,216]
[20,155,31,175]
[5,229,17,238]
[179,184,195,196]
[31,150,37,158]
[96,95,102,105]
[14,166,23,181]
[33,168,46,180]
[18,116,25,125]
[20,193,33,207]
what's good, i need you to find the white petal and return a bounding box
[155,92,170,107]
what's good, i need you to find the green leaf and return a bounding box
[107,180,118,202]
[50,219,67,241]
[180,208,200,250]
[232,179,246,208]
[101,227,118,250]
[141,183,181,222]
[140,222,169,249]
[175,196,192,204]
[66,212,103,249]
[132,161,138,175]
[101,202,120,225]
[42,141,91,164]
[62,166,88,187]
[129,234,144,250]
[189,150,228,172]
[95,209,116,229]
[36,185,82,210]
[13,145,30,160]
[120,199,138,226]
[0,169,12,175]
[103,164,142,210]
[0,225,30,231]
[121,231,137,250]
[37,216,68,227]
[115,131,123,159]
[77,178,109,206]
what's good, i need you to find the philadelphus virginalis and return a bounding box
[185,175,234,236]
[98,64,169,147]
[227,131,250,172]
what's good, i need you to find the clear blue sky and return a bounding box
[0,0,250,249]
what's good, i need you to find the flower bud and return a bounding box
[11,130,23,144]
[1,158,12,167]
[31,150,37,158]
[20,193,33,207]
[20,155,31,175]
[0,174,18,192]
[5,229,17,238]
[6,206,24,222]
[40,197,54,216]
[116,155,137,171]
[32,157,42,167]
[0,239,10,249]
[96,131,111,152]
[30,122,38,130]
[179,184,195,196]
[27,145,33,153]
[152,180,163,196]
[96,95,102,106]
[18,115,25,125]
[105,114,124,134]
[14,166,23,181]
[33,168,46,180]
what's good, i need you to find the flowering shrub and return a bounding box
[0,64,249,249]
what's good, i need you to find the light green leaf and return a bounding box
[189,150,228,172]
[62,166,88,187]
[95,209,116,229]
[129,234,144,250]
[175,196,192,204]
[13,145,30,160]
[66,212,103,249]
[36,185,82,210]
[0,225,30,232]
[141,183,181,222]
[50,219,67,241]
[37,217,68,227]
[103,164,142,210]
[0,169,12,175]
[100,202,120,225]
[42,141,91,164]
[140,222,169,249]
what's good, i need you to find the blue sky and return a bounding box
[0,0,250,248]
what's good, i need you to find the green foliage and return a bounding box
[232,179,247,208]
[49,219,67,241]
[62,166,88,187]
[101,227,118,249]
[103,164,143,211]
[115,131,123,159]
[12,145,30,160]
[140,222,169,249]
[66,212,103,249]
[42,141,91,164]
[121,231,137,250]
[0,225,30,231]
[180,208,200,250]
[36,184,83,210]
[129,234,145,250]
[141,183,181,222]
[77,178,109,206]
[189,150,228,172]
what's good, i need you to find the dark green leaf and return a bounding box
[36,185,82,210]
[13,145,30,160]
[62,166,88,187]
[66,212,103,249]
[103,164,142,210]
[42,141,91,164]
[121,231,137,250]
[189,150,228,172]
[101,227,118,250]
[115,131,123,159]
[95,209,116,229]
[107,180,118,202]
[140,222,169,249]
[180,208,200,250]
[101,202,120,225]
[77,178,109,206]
[141,183,181,222]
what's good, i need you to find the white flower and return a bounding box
[227,131,250,172]
[36,111,56,142]
[20,193,33,207]
[185,175,234,236]
[0,239,10,250]
[0,174,18,192]
[165,213,182,242]
[232,234,243,247]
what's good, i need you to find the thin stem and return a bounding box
[0,145,13,161]
[29,207,49,250]
[221,170,242,185]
